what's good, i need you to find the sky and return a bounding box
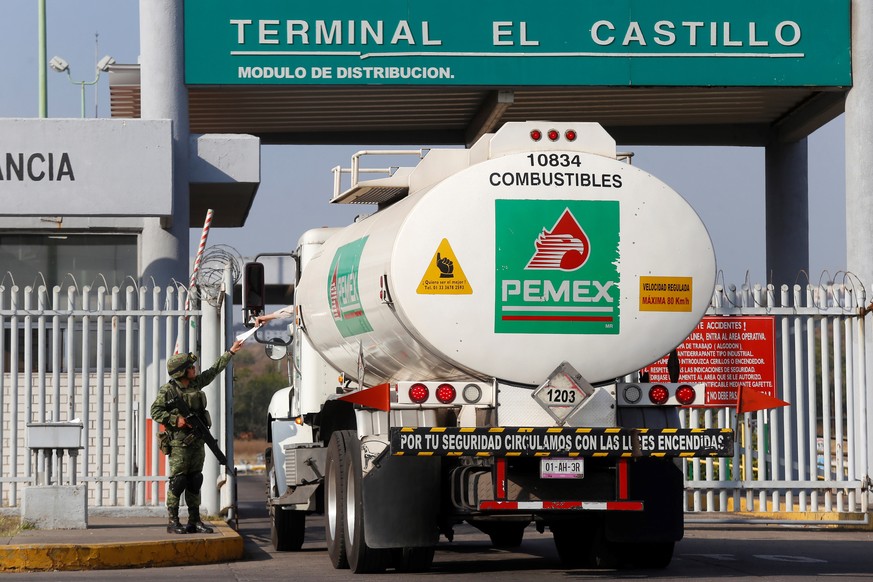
[0,0,848,292]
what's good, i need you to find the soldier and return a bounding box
[151,339,244,534]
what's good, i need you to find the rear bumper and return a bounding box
[479,500,643,511]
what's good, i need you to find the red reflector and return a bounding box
[649,385,669,405]
[564,129,577,141]
[435,383,457,404]
[676,384,696,405]
[530,129,542,141]
[409,383,429,404]
[547,129,560,141]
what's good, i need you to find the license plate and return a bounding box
[540,457,584,479]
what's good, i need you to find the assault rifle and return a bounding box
[168,391,232,473]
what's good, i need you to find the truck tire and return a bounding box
[551,519,617,569]
[271,507,305,551]
[393,546,436,572]
[342,431,390,573]
[325,431,350,569]
[626,541,674,569]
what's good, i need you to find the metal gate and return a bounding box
[684,280,872,520]
[2,275,871,520]
[0,278,234,516]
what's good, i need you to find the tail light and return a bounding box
[675,384,696,405]
[529,126,579,144]
[617,382,704,407]
[648,385,669,405]
[408,383,429,404]
[435,383,457,404]
[395,381,492,406]
[462,383,482,404]
[622,384,643,404]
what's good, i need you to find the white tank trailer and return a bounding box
[246,122,734,573]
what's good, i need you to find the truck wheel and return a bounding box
[627,541,674,569]
[342,431,390,573]
[271,508,305,551]
[393,546,436,573]
[551,520,617,569]
[324,431,350,569]
[552,522,591,568]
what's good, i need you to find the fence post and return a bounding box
[200,290,221,516]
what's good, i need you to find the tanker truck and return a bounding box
[244,121,734,572]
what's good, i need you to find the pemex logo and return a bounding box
[526,209,590,271]
[326,237,373,338]
[495,199,620,335]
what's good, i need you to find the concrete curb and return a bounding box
[0,520,244,572]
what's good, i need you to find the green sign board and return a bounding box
[185,0,850,87]
[495,200,620,335]
[328,236,373,337]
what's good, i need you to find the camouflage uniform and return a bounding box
[150,350,234,533]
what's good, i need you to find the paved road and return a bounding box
[5,474,873,580]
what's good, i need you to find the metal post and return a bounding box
[200,294,221,515]
[38,0,46,117]
[222,264,236,521]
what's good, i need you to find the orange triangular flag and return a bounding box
[736,385,789,414]
[337,383,390,411]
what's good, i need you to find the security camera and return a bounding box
[97,55,115,72]
[49,56,69,73]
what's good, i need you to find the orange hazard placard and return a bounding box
[417,239,472,294]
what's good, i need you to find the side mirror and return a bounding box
[264,338,288,361]
[242,262,265,327]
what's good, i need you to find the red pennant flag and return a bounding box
[736,385,789,414]
[337,383,391,411]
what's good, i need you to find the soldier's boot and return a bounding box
[186,511,214,534]
[167,509,187,534]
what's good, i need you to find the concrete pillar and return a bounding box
[139,0,189,286]
[765,139,809,288]
[846,0,873,496]
[847,1,873,285]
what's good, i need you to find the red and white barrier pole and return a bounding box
[186,208,214,312]
[176,209,214,353]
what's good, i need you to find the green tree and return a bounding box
[232,345,289,439]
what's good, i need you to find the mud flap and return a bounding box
[362,454,441,547]
[605,457,684,543]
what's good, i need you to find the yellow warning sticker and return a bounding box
[417,239,473,295]
[639,276,692,312]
